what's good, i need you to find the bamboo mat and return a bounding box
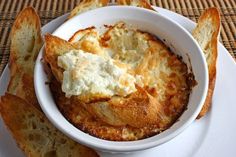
[0,0,235,74]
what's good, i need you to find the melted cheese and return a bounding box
[51,22,193,141]
[107,25,149,68]
[58,50,138,97]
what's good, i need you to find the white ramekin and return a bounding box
[35,6,208,153]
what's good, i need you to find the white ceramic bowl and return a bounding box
[35,6,208,153]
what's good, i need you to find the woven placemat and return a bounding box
[0,0,235,74]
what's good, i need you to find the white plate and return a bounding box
[0,7,236,157]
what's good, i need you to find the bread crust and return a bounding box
[192,8,220,119]
[68,0,109,19]
[78,86,166,128]
[7,7,43,110]
[117,0,155,10]
[44,34,78,82]
[0,94,98,157]
[68,0,154,20]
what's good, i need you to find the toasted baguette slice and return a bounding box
[7,7,43,110]
[117,0,155,10]
[0,94,98,157]
[44,34,78,82]
[68,0,109,19]
[192,8,220,119]
[81,86,166,128]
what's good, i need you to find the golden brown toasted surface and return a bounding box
[78,86,167,128]
[69,27,105,56]
[101,22,192,97]
[44,34,78,82]
[46,22,194,141]
[50,79,166,141]
[68,26,96,43]
[192,8,220,119]
[0,94,98,157]
[117,0,155,10]
[68,0,154,21]
[7,7,43,110]
[68,0,109,20]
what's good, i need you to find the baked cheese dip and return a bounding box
[46,22,196,141]
[58,50,138,98]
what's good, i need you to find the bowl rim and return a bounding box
[34,6,209,152]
